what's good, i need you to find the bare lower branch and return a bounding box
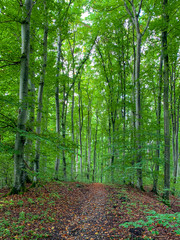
[137,0,143,17]
[65,35,98,99]
[63,0,74,22]
[96,45,109,83]
[142,15,151,36]
[127,0,133,7]
[123,0,134,24]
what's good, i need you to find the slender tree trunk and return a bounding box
[24,28,36,179]
[123,0,151,190]
[130,25,136,186]
[11,0,32,194]
[173,103,179,192]
[111,117,115,183]
[62,84,67,180]
[162,0,170,202]
[42,96,49,172]
[54,32,61,180]
[75,129,79,176]
[23,79,35,183]
[78,80,83,178]
[170,65,179,194]
[108,113,112,162]
[85,123,88,178]
[34,2,48,183]
[135,34,143,190]
[71,84,75,180]
[93,111,98,182]
[69,34,76,180]
[87,97,91,181]
[174,101,179,191]
[54,0,63,180]
[122,41,126,183]
[100,132,104,183]
[152,52,163,194]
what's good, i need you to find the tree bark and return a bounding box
[162,0,170,202]
[87,95,91,181]
[69,34,76,180]
[62,83,67,180]
[92,111,98,182]
[23,78,35,183]
[152,52,163,194]
[78,80,83,178]
[12,0,32,194]
[130,24,136,186]
[123,0,151,190]
[34,1,48,183]
[54,32,62,180]
[135,34,143,190]
[170,64,179,195]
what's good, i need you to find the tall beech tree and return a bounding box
[54,0,62,180]
[170,59,180,194]
[162,0,170,202]
[34,0,48,183]
[11,0,32,194]
[152,51,163,194]
[123,0,151,190]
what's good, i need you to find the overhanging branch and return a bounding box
[65,35,98,100]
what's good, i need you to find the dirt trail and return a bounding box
[65,183,109,239]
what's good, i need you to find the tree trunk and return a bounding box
[100,133,104,183]
[173,103,179,193]
[75,129,79,176]
[111,117,115,183]
[152,52,163,194]
[174,101,179,192]
[85,123,88,178]
[78,80,83,178]
[170,65,179,194]
[23,79,35,183]
[69,34,76,180]
[108,113,112,164]
[12,0,32,194]
[130,25,136,186]
[23,29,36,181]
[54,0,63,180]
[71,84,75,180]
[54,32,62,180]
[122,40,126,183]
[34,2,48,183]
[162,0,170,202]
[135,34,143,190]
[92,111,98,182]
[62,84,67,180]
[123,0,151,190]
[87,97,91,181]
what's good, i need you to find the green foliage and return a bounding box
[120,211,180,235]
[17,200,24,207]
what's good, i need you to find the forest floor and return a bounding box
[0,182,180,240]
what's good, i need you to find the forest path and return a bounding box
[1,182,180,239]
[65,183,109,239]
